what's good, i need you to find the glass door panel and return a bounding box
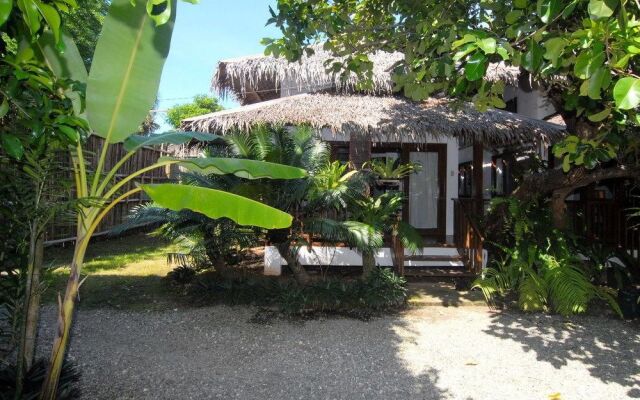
[408,151,439,229]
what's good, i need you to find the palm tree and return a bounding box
[349,192,422,278]
[224,126,369,285]
[125,125,421,283]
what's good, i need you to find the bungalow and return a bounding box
[181,47,572,277]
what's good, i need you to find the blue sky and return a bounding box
[156,1,278,130]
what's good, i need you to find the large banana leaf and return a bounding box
[141,183,293,229]
[87,0,175,143]
[162,157,307,180]
[123,131,221,152]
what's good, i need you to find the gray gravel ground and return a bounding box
[38,305,640,400]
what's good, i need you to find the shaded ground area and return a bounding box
[408,281,486,307]
[37,305,640,400]
[39,236,640,399]
[43,234,182,310]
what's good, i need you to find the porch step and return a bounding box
[403,267,475,277]
[405,255,464,262]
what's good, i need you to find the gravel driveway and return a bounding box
[37,305,640,400]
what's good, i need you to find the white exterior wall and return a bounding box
[515,88,555,119]
[264,245,469,275]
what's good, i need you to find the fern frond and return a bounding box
[518,272,547,312]
[541,254,594,316]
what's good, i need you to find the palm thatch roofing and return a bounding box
[213,46,521,104]
[182,93,564,146]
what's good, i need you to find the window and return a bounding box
[458,162,473,198]
[491,156,514,196]
[505,97,518,113]
[331,143,349,163]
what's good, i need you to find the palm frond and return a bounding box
[225,131,256,158]
[110,203,175,235]
[396,221,422,253]
[251,124,273,161]
[364,158,422,179]
[304,218,383,252]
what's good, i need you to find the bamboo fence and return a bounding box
[45,136,173,245]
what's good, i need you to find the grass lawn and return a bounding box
[43,234,184,310]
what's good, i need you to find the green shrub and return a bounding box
[186,268,407,316]
[476,197,622,317]
[167,265,196,284]
[0,359,80,400]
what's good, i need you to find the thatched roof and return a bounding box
[213,46,521,104]
[182,93,564,146]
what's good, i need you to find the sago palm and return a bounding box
[347,191,422,278]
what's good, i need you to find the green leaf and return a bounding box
[37,30,87,114]
[86,0,176,143]
[505,10,523,24]
[146,0,172,25]
[496,46,509,60]
[477,38,496,54]
[586,67,611,99]
[57,125,79,142]
[35,2,61,44]
[17,0,40,34]
[543,37,566,66]
[587,108,611,122]
[574,50,605,79]
[537,0,560,23]
[1,133,23,159]
[522,43,544,72]
[0,98,8,118]
[464,52,487,81]
[588,0,618,20]
[613,77,640,110]
[514,0,528,8]
[141,183,294,229]
[0,0,12,27]
[123,131,220,152]
[163,157,308,180]
[562,156,571,172]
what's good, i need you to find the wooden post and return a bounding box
[349,133,371,169]
[473,138,484,216]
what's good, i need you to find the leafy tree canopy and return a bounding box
[65,0,109,69]
[165,94,223,128]
[263,0,640,172]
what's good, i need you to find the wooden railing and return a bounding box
[453,198,485,274]
[566,199,640,269]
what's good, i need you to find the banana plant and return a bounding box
[36,1,305,398]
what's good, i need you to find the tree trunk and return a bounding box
[276,241,310,286]
[40,229,89,400]
[513,165,640,216]
[15,228,44,399]
[203,232,233,276]
[551,191,567,230]
[361,251,376,280]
